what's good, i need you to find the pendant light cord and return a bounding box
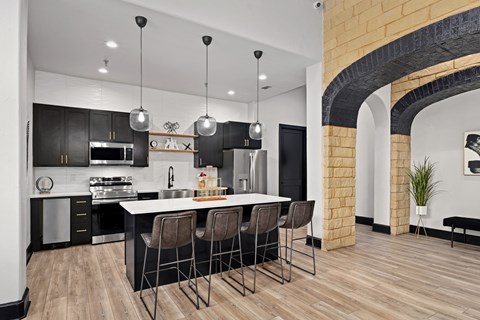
[140,27,143,110]
[205,43,209,116]
[256,57,259,122]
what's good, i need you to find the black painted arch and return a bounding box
[391,66,480,135]
[322,7,480,128]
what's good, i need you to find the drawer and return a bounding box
[71,222,91,245]
[71,196,91,210]
[138,192,159,201]
[71,210,90,224]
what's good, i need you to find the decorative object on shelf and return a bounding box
[408,157,441,238]
[183,143,192,150]
[464,131,480,175]
[197,35,217,136]
[36,176,54,193]
[165,138,179,150]
[249,50,265,140]
[149,140,158,148]
[163,121,180,134]
[130,16,151,132]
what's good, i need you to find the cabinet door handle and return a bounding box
[113,131,116,140]
[76,213,87,216]
[76,200,87,204]
[141,197,151,200]
[247,140,249,147]
[200,158,202,166]
[109,131,112,140]
[76,229,87,233]
[65,154,68,164]
[60,154,63,164]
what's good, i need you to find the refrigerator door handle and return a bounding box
[249,152,255,192]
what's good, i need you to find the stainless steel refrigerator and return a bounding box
[219,149,267,194]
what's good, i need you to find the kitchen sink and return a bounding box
[160,189,194,199]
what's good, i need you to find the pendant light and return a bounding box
[249,50,264,140]
[196,35,217,136]
[130,16,151,132]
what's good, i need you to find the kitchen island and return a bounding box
[121,193,290,291]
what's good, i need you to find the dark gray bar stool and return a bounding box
[194,206,245,307]
[279,200,316,282]
[232,203,284,293]
[139,210,199,319]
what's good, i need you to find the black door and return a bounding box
[64,108,89,166]
[33,104,65,166]
[112,112,133,143]
[132,131,149,167]
[279,124,306,201]
[90,110,112,141]
[194,122,224,167]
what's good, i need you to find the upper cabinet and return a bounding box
[33,104,89,167]
[90,110,133,143]
[194,122,224,168]
[223,121,261,150]
[132,131,149,167]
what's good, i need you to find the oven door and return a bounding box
[91,197,137,244]
[90,141,134,165]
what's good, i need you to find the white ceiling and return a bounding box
[28,0,321,103]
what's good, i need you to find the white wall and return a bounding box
[0,0,28,304]
[33,71,249,193]
[355,104,375,218]
[411,89,480,235]
[248,86,306,196]
[306,62,323,239]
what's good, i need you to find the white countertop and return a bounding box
[30,191,91,199]
[120,193,291,215]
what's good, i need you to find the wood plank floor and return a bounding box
[26,224,480,320]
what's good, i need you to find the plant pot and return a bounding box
[415,206,427,216]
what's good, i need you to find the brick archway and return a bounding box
[321,7,480,250]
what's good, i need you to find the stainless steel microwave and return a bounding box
[89,142,134,165]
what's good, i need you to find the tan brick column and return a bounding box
[323,126,356,250]
[390,134,411,235]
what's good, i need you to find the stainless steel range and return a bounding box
[90,176,138,244]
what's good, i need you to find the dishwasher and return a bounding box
[43,198,70,245]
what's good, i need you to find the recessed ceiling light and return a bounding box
[105,40,118,48]
[228,90,235,95]
[259,74,267,81]
[98,59,109,74]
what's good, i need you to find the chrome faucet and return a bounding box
[168,166,174,189]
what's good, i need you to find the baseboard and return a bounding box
[372,223,391,234]
[0,287,30,319]
[306,235,322,248]
[356,216,374,226]
[409,225,480,246]
[26,243,32,266]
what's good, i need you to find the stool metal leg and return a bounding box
[139,246,148,299]
[310,222,316,276]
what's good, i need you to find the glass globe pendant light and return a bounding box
[197,35,217,136]
[130,16,151,132]
[249,50,264,140]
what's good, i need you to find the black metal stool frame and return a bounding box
[139,214,200,319]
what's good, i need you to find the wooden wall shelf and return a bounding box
[149,132,198,138]
[149,148,198,153]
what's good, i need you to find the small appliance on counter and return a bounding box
[218,150,267,195]
[90,176,138,244]
[35,176,54,193]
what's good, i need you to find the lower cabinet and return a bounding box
[70,196,92,245]
[138,192,159,201]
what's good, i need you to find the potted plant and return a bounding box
[407,157,440,216]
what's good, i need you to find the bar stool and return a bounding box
[279,200,316,282]
[139,210,199,319]
[236,203,284,293]
[194,206,245,307]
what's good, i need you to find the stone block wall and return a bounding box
[390,134,411,235]
[323,0,480,90]
[323,126,356,250]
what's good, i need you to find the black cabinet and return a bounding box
[90,110,133,143]
[194,122,224,168]
[138,192,159,201]
[132,131,149,167]
[33,104,89,167]
[223,121,261,149]
[70,196,92,245]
